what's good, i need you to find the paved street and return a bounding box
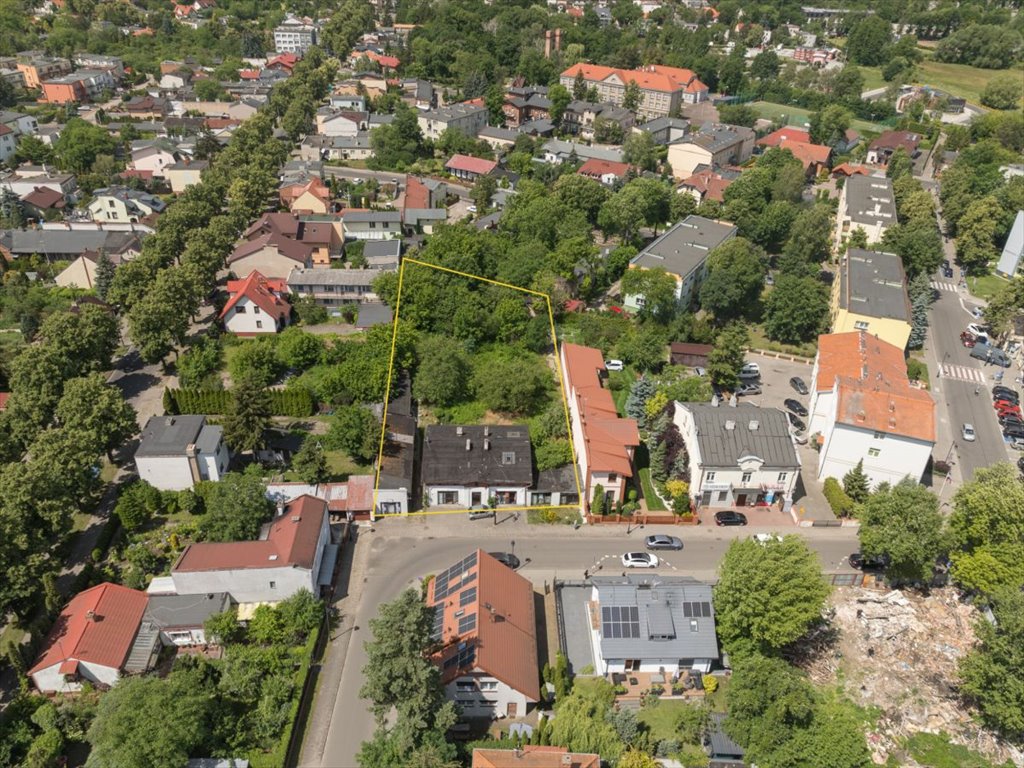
[306,518,859,768]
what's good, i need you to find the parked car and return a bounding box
[622,552,659,568]
[789,377,809,395]
[714,510,748,526]
[604,359,624,372]
[992,386,1020,403]
[999,415,1024,429]
[960,331,977,348]
[993,399,1019,411]
[737,383,762,396]
[849,552,889,570]
[468,509,495,520]
[784,399,808,417]
[971,306,984,319]
[488,552,521,569]
[787,412,806,431]
[962,423,976,442]
[645,535,683,551]
[752,533,782,545]
[967,323,989,338]
[738,363,761,380]
[942,261,954,278]
[693,366,707,377]
[790,430,809,445]
[466,204,477,213]
[1004,425,1024,439]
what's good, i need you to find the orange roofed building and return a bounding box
[756,126,832,177]
[808,332,935,489]
[427,550,540,719]
[559,63,708,119]
[560,343,640,510]
[220,270,290,336]
[472,747,600,768]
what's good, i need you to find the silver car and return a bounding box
[644,535,683,551]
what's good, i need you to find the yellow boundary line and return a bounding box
[372,257,583,518]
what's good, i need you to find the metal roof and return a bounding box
[143,592,232,630]
[844,175,897,228]
[683,403,800,470]
[135,415,206,457]
[630,215,737,279]
[838,248,910,322]
[996,210,1023,277]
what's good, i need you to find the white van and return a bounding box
[738,362,760,380]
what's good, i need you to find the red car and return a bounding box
[994,399,1019,410]
[960,331,977,348]
[995,405,1022,419]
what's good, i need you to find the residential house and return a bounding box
[2,167,77,200]
[343,209,401,240]
[0,124,16,164]
[88,186,166,224]
[560,343,640,509]
[423,425,533,508]
[426,550,540,718]
[577,158,632,186]
[19,185,66,218]
[0,228,139,263]
[624,215,737,310]
[274,15,318,54]
[673,402,801,509]
[376,377,415,515]
[286,266,378,307]
[54,250,124,289]
[865,130,921,166]
[445,154,498,182]
[227,212,333,276]
[29,583,148,694]
[502,85,552,128]
[809,332,935,488]
[129,144,178,178]
[221,270,290,335]
[74,53,123,78]
[562,101,635,141]
[834,175,896,250]
[398,78,435,110]
[995,210,1023,278]
[835,129,861,154]
[541,139,625,165]
[403,206,447,235]
[831,248,912,350]
[300,133,374,162]
[559,63,708,119]
[756,126,832,176]
[328,92,366,111]
[140,591,232,647]
[633,115,689,145]
[361,238,402,269]
[170,495,334,604]
[166,160,208,193]
[471,748,600,768]
[669,342,712,367]
[667,123,755,179]
[280,177,330,214]
[582,575,720,676]
[417,103,489,141]
[267,475,378,520]
[41,69,114,103]
[316,109,369,138]
[116,94,170,119]
[0,110,39,137]
[404,175,447,210]
[477,126,519,152]
[706,712,746,767]
[266,52,300,74]
[134,415,229,491]
[16,54,72,89]
[349,49,400,73]
[676,167,738,204]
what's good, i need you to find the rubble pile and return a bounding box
[808,587,1023,767]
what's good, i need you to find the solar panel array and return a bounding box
[458,612,477,635]
[442,641,476,670]
[431,604,445,641]
[681,601,712,618]
[459,586,477,607]
[433,552,478,601]
[601,605,640,639]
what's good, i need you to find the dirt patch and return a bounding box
[805,587,1023,767]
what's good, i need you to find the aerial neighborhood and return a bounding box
[0,0,1023,767]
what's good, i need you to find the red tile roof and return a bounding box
[472,747,600,768]
[351,50,401,69]
[172,495,326,572]
[445,154,497,176]
[428,550,540,702]
[831,163,871,177]
[403,175,430,209]
[561,63,707,97]
[757,126,811,147]
[280,177,330,210]
[220,269,290,322]
[679,168,734,202]
[561,343,639,477]
[29,583,148,675]
[757,128,831,170]
[577,158,631,180]
[816,332,935,443]
[267,53,299,71]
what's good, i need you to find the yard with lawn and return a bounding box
[968,272,1010,301]
[859,59,1023,106]
[748,101,887,135]
[748,324,818,360]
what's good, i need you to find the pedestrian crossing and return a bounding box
[930,280,959,292]
[938,363,986,384]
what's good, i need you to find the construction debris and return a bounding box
[805,587,1023,767]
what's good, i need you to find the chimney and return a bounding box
[456,426,463,436]
[561,755,572,767]
[85,610,95,621]
[725,420,735,431]
[545,30,552,58]
[483,426,490,437]
[555,28,562,51]
[466,438,472,451]
[276,502,285,517]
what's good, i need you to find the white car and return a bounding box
[752,533,783,545]
[738,362,761,380]
[967,323,989,338]
[466,204,477,213]
[605,359,624,371]
[621,552,659,568]
[962,423,976,442]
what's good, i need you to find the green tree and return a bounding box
[572,69,587,100]
[204,608,242,645]
[885,147,913,181]
[55,374,138,458]
[591,483,607,516]
[699,238,767,321]
[548,83,571,126]
[981,73,1023,110]
[622,79,642,112]
[470,174,497,214]
[621,267,679,321]
[842,460,871,504]
[882,218,944,278]
[554,173,609,225]
[228,339,283,388]
[292,437,329,483]
[809,105,852,147]
[618,750,659,768]
[622,131,658,172]
[706,324,748,391]
[956,195,1003,274]
[715,536,830,656]
[549,678,623,761]
[115,480,162,531]
[53,118,118,173]
[325,405,380,463]
[763,275,829,344]
[859,478,946,583]
[781,205,832,272]
[472,352,551,415]
[93,251,115,302]
[845,16,892,66]
[413,336,472,407]
[368,103,426,170]
[177,337,222,389]
[276,327,325,370]
[222,379,271,454]
[197,471,273,542]
[717,103,758,128]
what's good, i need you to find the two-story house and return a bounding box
[343,210,401,240]
[87,187,166,223]
[220,270,290,336]
[423,425,533,508]
[417,103,489,141]
[830,248,912,351]
[666,123,755,179]
[286,266,379,308]
[134,415,229,491]
[558,63,708,119]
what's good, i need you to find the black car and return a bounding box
[1004,426,1024,439]
[942,260,954,278]
[992,387,1020,403]
[714,510,748,526]
[645,534,684,551]
[999,413,1024,427]
[784,399,808,417]
[849,552,889,570]
[790,377,809,395]
[787,412,806,431]
[488,552,521,570]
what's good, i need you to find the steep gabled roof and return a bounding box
[445,154,497,176]
[220,269,290,321]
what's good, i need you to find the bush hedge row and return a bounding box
[164,387,315,417]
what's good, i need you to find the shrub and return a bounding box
[823,476,857,517]
[701,674,718,694]
[906,357,928,383]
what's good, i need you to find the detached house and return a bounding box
[423,425,533,508]
[756,126,832,177]
[830,248,911,350]
[667,123,755,179]
[220,270,290,335]
[227,212,337,276]
[472,748,599,768]
[427,550,540,719]
[445,154,498,182]
[135,415,229,491]
[866,130,921,166]
[280,177,330,214]
[343,210,401,240]
[87,186,166,223]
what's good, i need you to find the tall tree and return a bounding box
[762,275,829,344]
[621,267,679,321]
[706,323,747,391]
[698,238,767,321]
[859,477,946,583]
[842,460,870,504]
[93,251,115,302]
[54,374,138,458]
[197,471,273,542]
[622,80,642,112]
[291,437,329,483]
[222,379,271,454]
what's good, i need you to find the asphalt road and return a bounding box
[316,523,858,768]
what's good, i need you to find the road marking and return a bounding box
[930,280,958,292]
[939,363,985,384]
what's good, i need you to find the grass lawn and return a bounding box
[324,449,363,480]
[638,699,700,742]
[608,368,634,417]
[638,468,667,511]
[748,101,885,135]
[968,273,1010,301]
[905,732,1014,768]
[748,325,818,360]
[859,66,888,92]
[914,60,1021,106]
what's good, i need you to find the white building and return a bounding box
[87,186,166,223]
[170,495,333,604]
[427,550,540,719]
[834,174,896,252]
[220,270,291,335]
[422,425,533,508]
[315,109,368,137]
[809,332,935,488]
[673,402,801,509]
[416,102,488,141]
[274,15,318,54]
[134,415,229,491]
[342,210,401,240]
[0,124,16,164]
[129,144,178,178]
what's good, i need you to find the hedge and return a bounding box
[823,477,857,518]
[165,388,315,417]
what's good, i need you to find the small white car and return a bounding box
[967,323,989,338]
[962,423,976,442]
[621,552,659,568]
[752,533,783,545]
[466,205,477,213]
[605,359,624,371]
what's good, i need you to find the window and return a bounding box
[269,581,276,589]
[501,451,516,465]
[778,472,788,483]
[741,472,752,483]
[253,305,261,314]
[607,473,618,483]
[479,681,498,691]
[438,491,459,505]
[868,448,880,457]
[235,305,246,313]
[256,320,263,329]
[873,432,886,440]
[370,221,376,228]
[854,321,870,330]
[705,471,716,482]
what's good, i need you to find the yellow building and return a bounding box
[831,248,912,351]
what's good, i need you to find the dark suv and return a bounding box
[714,510,748,526]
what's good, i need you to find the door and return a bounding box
[471,491,482,508]
[506,702,517,718]
[735,493,747,507]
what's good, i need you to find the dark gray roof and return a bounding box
[838,248,910,322]
[144,592,232,630]
[630,215,737,278]
[535,463,577,493]
[287,267,376,288]
[344,210,401,223]
[479,126,519,143]
[362,239,401,259]
[420,102,487,122]
[135,415,207,457]
[423,425,533,487]
[591,575,720,662]
[687,122,754,152]
[195,424,223,454]
[0,229,141,257]
[707,712,745,760]
[682,404,800,470]
[638,116,689,133]
[844,175,896,228]
[356,301,393,328]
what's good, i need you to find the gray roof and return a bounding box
[844,175,896,228]
[356,301,393,328]
[403,208,447,223]
[94,186,167,213]
[345,210,401,223]
[0,229,141,257]
[422,425,533,487]
[136,415,207,457]
[838,248,910,322]
[591,575,720,662]
[195,424,223,454]
[535,463,577,493]
[543,139,624,163]
[478,126,519,143]
[707,712,745,760]
[996,210,1024,277]
[638,116,689,133]
[682,403,800,470]
[287,267,377,288]
[684,122,754,152]
[362,239,401,259]
[143,592,232,630]
[630,215,737,279]
[420,102,487,123]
